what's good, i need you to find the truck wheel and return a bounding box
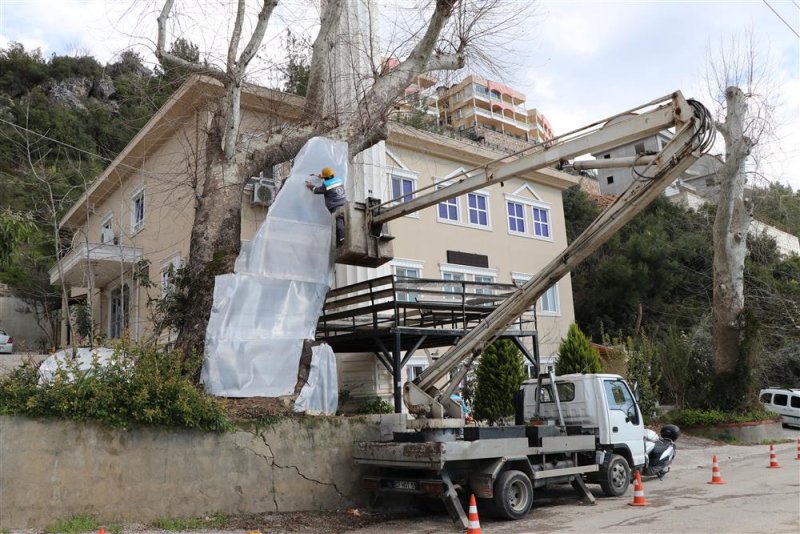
[599,454,630,497]
[493,470,533,520]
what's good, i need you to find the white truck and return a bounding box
[337,92,714,528]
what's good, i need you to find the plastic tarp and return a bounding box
[294,343,338,415]
[201,137,347,397]
[37,347,121,384]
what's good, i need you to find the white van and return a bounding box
[759,388,800,428]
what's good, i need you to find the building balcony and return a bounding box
[49,242,143,287]
[466,107,530,132]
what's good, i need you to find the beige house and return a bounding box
[50,75,578,399]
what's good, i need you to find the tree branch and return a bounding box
[238,1,278,70]
[156,0,226,79]
[227,0,247,73]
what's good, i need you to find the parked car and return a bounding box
[0,330,13,354]
[759,388,800,428]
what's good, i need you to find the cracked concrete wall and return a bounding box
[0,415,382,528]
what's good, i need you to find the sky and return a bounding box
[0,0,798,190]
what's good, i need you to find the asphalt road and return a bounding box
[348,438,800,534]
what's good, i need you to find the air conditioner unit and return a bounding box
[252,177,279,206]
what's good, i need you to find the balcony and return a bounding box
[467,107,530,132]
[49,242,143,287]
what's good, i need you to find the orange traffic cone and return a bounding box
[627,470,649,506]
[707,455,726,484]
[466,494,481,534]
[98,529,106,534]
[767,444,781,469]
[795,439,800,461]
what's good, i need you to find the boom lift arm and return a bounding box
[364,91,714,422]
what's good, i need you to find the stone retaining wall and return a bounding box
[0,415,392,528]
[684,419,784,444]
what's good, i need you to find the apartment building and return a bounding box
[437,74,554,153]
[49,75,578,399]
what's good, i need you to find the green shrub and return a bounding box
[666,408,779,427]
[0,346,231,431]
[556,323,602,375]
[473,340,525,425]
[354,396,394,414]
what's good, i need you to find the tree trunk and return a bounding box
[175,123,246,374]
[712,86,753,375]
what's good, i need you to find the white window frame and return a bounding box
[391,258,424,303]
[100,212,115,244]
[387,167,419,218]
[531,205,552,239]
[466,191,491,229]
[538,284,560,316]
[504,185,553,242]
[440,263,498,295]
[130,185,145,235]
[436,184,461,224]
[506,200,526,236]
[160,253,182,296]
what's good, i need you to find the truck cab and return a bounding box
[518,374,646,496]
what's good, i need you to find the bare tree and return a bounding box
[705,30,777,387]
[153,0,520,367]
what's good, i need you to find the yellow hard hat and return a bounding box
[321,167,335,178]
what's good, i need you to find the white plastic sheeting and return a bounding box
[294,343,338,415]
[201,137,348,397]
[37,347,121,384]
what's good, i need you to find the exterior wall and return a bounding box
[594,133,668,196]
[383,143,576,361]
[0,289,49,352]
[751,220,800,257]
[0,415,377,528]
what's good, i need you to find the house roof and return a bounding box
[59,75,304,229]
[60,75,576,229]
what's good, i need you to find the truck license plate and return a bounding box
[392,480,418,490]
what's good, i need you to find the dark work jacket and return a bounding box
[313,176,347,212]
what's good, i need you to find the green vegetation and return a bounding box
[473,340,525,425]
[44,514,100,534]
[665,408,779,427]
[353,396,394,414]
[555,323,602,375]
[563,185,800,415]
[0,345,231,431]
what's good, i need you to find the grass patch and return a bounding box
[760,438,792,445]
[151,513,227,531]
[45,515,100,534]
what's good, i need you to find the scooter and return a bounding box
[642,424,680,478]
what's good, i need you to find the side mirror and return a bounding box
[632,380,641,402]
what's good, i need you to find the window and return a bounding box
[537,383,576,403]
[100,216,115,244]
[539,285,559,314]
[791,396,800,409]
[131,189,145,234]
[603,154,611,159]
[760,393,772,403]
[532,207,550,238]
[607,176,614,185]
[604,379,635,416]
[438,195,459,222]
[161,255,182,296]
[395,266,421,302]
[524,364,537,379]
[391,175,415,203]
[773,394,788,406]
[442,271,465,293]
[634,142,645,154]
[473,274,496,297]
[407,365,425,381]
[507,201,525,233]
[109,283,130,339]
[467,193,489,227]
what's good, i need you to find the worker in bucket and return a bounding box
[306,167,346,246]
